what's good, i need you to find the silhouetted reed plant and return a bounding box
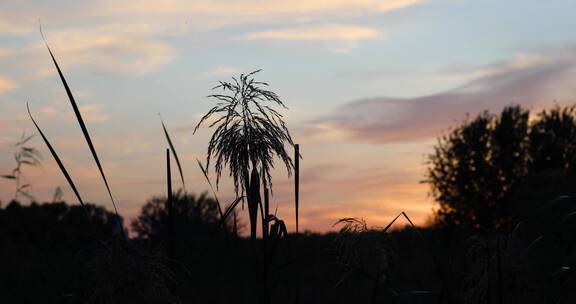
[1,133,42,201]
[194,70,298,303]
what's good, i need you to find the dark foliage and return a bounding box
[427,105,576,232]
[131,190,237,240]
[0,200,122,240]
[0,201,123,302]
[78,239,177,304]
[529,105,576,173]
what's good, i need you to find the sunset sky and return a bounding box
[1,0,576,232]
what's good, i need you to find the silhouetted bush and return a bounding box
[131,190,237,240]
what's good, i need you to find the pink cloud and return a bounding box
[304,47,576,144]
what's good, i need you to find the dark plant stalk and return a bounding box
[264,187,270,238]
[294,144,300,233]
[261,188,270,304]
[233,212,238,237]
[247,167,260,244]
[166,149,175,264]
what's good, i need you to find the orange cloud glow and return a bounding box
[0,76,16,93]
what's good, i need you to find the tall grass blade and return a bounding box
[196,159,224,218]
[40,26,119,217]
[160,115,185,190]
[27,103,85,208]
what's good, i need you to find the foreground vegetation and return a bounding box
[2,194,576,303]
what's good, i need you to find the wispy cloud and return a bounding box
[0,0,419,81]
[304,47,576,144]
[104,0,424,23]
[35,27,176,75]
[246,24,380,41]
[1,0,423,36]
[244,24,382,53]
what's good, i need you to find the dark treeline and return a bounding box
[0,196,445,304]
[2,192,576,303]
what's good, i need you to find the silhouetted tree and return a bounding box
[529,105,576,173]
[428,104,576,232]
[511,105,576,219]
[131,191,235,240]
[427,105,533,231]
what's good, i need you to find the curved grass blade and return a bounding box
[196,158,223,214]
[27,103,85,208]
[382,211,421,237]
[382,211,446,296]
[223,196,244,221]
[40,26,118,217]
[196,158,229,237]
[382,212,404,233]
[160,114,185,191]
